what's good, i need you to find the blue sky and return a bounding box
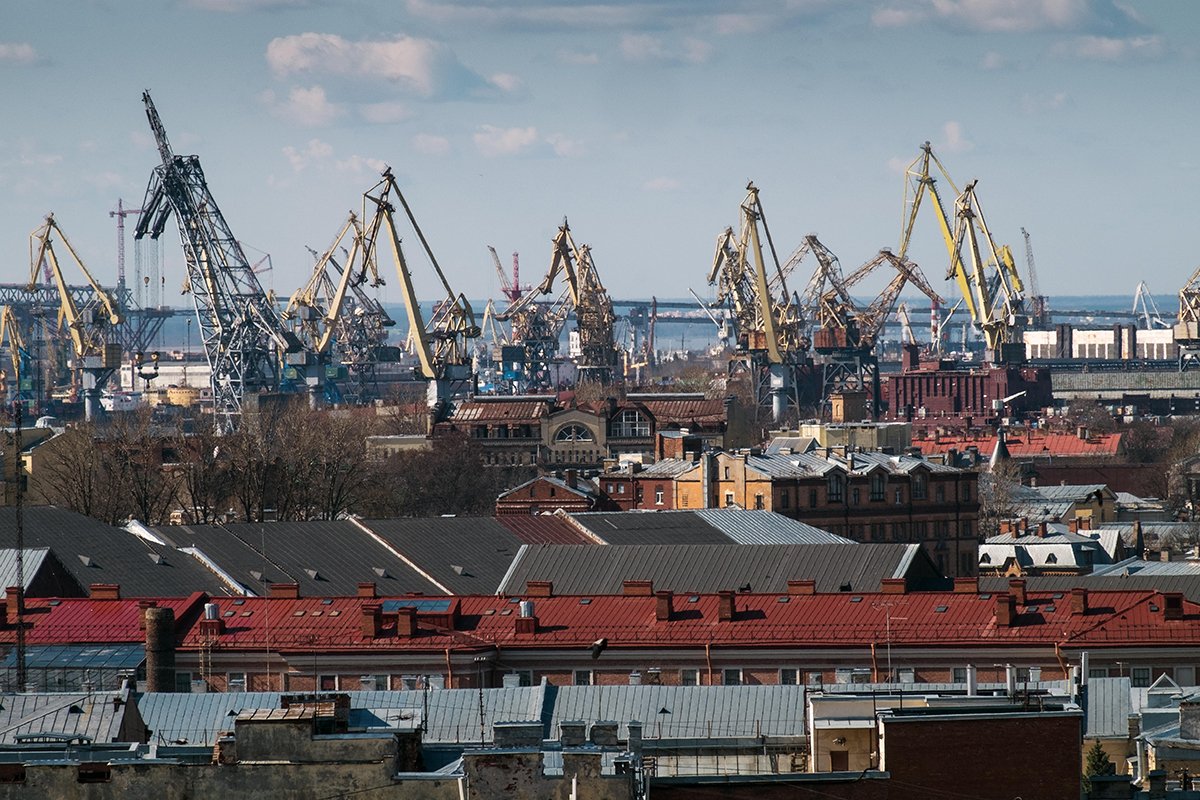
[1,0,1196,308]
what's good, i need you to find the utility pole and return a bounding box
[14,400,25,691]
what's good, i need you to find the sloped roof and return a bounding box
[0,689,134,744]
[567,512,732,545]
[359,517,524,594]
[765,436,818,455]
[635,397,726,427]
[692,509,851,545]
[1032,484,1111,502]
[918,431,1122,459]
[495,542,934,595]
[445,400,553,423]
[1085,677,1133,738]
[156,520,438,596]
[0,508,229,597]
[495,515,595,545]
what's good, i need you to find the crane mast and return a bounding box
[1020,227,1050,328]
[134,91,303,430]
[0,307,32,405]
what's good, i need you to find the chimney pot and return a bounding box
[1068,518,1079,534]
[396,606,418,637]
[880,578,907,595]
[718,590,735,622]
[357,582,377,599]
[198,618,225,638]
[90,583,120,600]
[623,580,654,596]
[269,582,300,599]
[1007,578,1027,606]
[526,580,553,598]
[787,579,817,596]
[655,590,673,622]
[1164,592,1185,621]
[1037,521,1048,538]
[1071,587,1089,616]
[1079,516,1092,531]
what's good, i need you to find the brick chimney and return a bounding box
[357,582,377,599]
[1067,518,1079,534]
[515,614,537,636]
[144,607,176,693]
[623,580,654,596]
[526,580,554,598]
[718,590,735,622]
[565,469,578,490]
[1070,588,1089,616]
[1008,578,1027,606]
[1037,521,1048,538]
[1079,516,1092,531]
[396,606,417,637]
[137,600,158,631]
[787,579,817,595]
[1164,592,1185,621]
[880,578,907,595]
[953,577,979,594]
[360,603,382,639]
[90,583,120,600]
[655,591,673,622]
[995,593,1017,627]
[5,586,19,626]
[269,582,300,599]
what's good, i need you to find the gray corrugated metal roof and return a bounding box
[137,692,284,746]
[1032,484,1108,501]
[0,690,132,743]
[496,543,939,595]
[550,685,807,739]
[1086,677,1133,738]
[359,517,525,595]
[156,520,438,597]
[569,512,732,545]
[0,508,230,597]
[0,548,49,591]
[692,510,852,546]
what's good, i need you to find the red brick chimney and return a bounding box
[1067,518,1079,534]
[718,590,735,622]
[1037,522,1048,538]
[953,577,979,594]
[90,583,120,600]
[1008,578,1027,606]
[787,580,817,596]
[515,615,537,636]
[5,586,19,626]
[565,469,578,490]
[396,606,417,637]
[1079,516,1092,531]
[995,593,1017,627]
[655,591,673,622]
[880,578,907,595]
[1070,588,1089,616]
[526,580,554,598]
[360,603,382,639]
[623,580,654,596]
[269,583,300,599]
[357,582,377,599]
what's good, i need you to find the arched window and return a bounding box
[555,424,594,442]
[612,410,651,438]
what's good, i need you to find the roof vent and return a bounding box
[250,570,266,583]
[78,555,94,568]
[304,569,321,581]
[148,553,164,565]
[373,567,389,578]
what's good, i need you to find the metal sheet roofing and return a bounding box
[1,644,144,671]
[0,593,207,646]
[567,512,732,545]
[917,431,1122,458]
[156,520,438,596]
[447,400,552,423]
[359,517,524,595]
[0,691,133,744]
[693,510,852,546]
[635,398,726,426]
[495,515,595,545]
[1085,677,1133,738]
[495,543,929,596]
[0,548,49,592]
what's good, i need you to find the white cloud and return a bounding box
[0,42,37,65]
[1020,91,1070,114]
[473,125,539,157]
[187,0,316,10]
[413,134,451,156]
[871,0,1145,34]
[886,156,909,175]
[18,151,62,167]
[556,49,600,65]
[264,85,341,126]
[872,6,925,27]
[620,33,712,64]
[266,32,482,98]
[335,154,388,174]
[1052,34,1164,61]
[546,133,585,157]
[360,102,410,124]
[980,51,1006,70]
[940,120,971,154]
[282,138,333,171]
[488,73,523,92]
[644,176,680,192]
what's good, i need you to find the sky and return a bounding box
[2,0,1198,310]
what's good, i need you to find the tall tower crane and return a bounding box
[0,307,32,406]
[1020,227,1050,328]
[708,182,807,421]
[133,91,303,430]
[28,215,122,421]
[363,168,479,411]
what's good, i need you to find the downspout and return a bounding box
[871,641,879,683]
[445,647,454,687]
[706,642,713,685]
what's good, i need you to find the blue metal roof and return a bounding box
[2,644,144,671]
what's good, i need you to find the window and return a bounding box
[655,487,664,505]
[319,674,338,691]
[962,482,971,502]
[724,492,735,507]
[681,492,689,508]
[724,466,731,479]
[361,674,390,690]
[807,671,824,685]
[780,491,790,510]
[680,669,699,686]
[779,668,799,685]
[912,473,928,500]
[555,424,594,442]
[952,667,968,683]
[1015,667,1031,683]
[894,522,907,541]
[618,485,626,494]
[894,488,903,505]
[827,474,844,503]
[613,410,651,438]
[175,671,194,693]
[227,672,247,693]
[1088,667,1111,679]
[935,484,945,502]
[573,670,593,686]
[870,473,886,501]
[722,669,743,686]
[606,483,614,493]
[962,520,972,539]
[852,487,860,505]
[1131,667,1152,688]
[870,524,884,542]
[809,490,818,508]
[754,494,765,510]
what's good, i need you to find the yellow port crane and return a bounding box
[28,214,122,420]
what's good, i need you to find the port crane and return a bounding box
[1174,265,1200,370]
[134,91,304,430]
[28,214,123,421]
[363,168,479,412]
[0,307,32,405]
[708,182,807,420]
[1132,282,1168,330]
[1021,227,1050,328]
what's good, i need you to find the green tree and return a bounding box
[1083,738,1115,792]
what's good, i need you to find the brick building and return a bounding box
[494,473,617,515]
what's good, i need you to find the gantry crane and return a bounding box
[28,214,123,421]
[949,180,1027,361]
[134,91,304,430]
[362,168,479,413]
[1021,227,1050,328]
[0,307,32,406]
[708,182,807,421]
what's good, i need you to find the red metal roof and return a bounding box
[495,515,596,545]
[917,431,1122,459]
[0,593,207,645]
[637,398,726,427]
